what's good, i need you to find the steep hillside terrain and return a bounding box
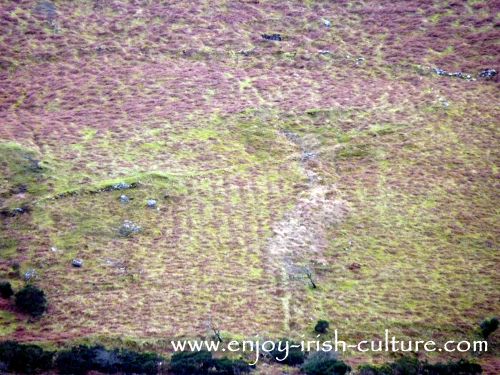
[0,0,499,373]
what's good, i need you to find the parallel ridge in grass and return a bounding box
[0,0,498,372]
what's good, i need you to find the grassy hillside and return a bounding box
[0,0,498,373]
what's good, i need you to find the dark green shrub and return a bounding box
[0,341,164,375]
[301,351,350,375]
[170,350,214,375]
[91,346,121,373]
[314,320,329,334]
[118,349,162,374]
[55,345,95,375]
[213,357,253,375]
[0,341,53,374]
[55,345,163,375]
[15,285,47,317]
[358,364,393,375]
[390,356,419,375]
[422,359,482,374]
[267,339,306,366]
[0,281,13,299]
[480,317,498,339]
[358,358,482,375]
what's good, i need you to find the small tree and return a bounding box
[0,281,14,299]
[207,317,223,343]
[480,317,499,339]
[15,285,47,317]
[314,320,329,334]
[285,260,318,289]
[303,266,317,289]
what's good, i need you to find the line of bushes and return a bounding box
[262,338,482,375]
[0,342,254,375]
[0,341,163,375]
[170,350,253,374]
[0,332,489,375]
[358,356,482,375]
[0,340,486,375]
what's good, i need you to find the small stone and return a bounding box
[282,130,301,143]
[24,269,37,281]
[301,151,317,162]
[238,49,252,56]
[118,220,141,237]
[146,199,157,208]
[112,182,131,190]
[355,57,365,65]
[479,68,497,79]
[72,259,83,268]
[433,68,474,80]
[119,194,130,203]
[262,33,282,41]
[433,67,447,76]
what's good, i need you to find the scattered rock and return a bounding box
[432,67,473,80]
[118,220,141,237]
[322,19,331,27]
[433,67,447,76]
[282,129,301,144]
[262,33,282,41]
[0,205,31,218]
[95,45,114,54]
[103,259,127,273]
[94,181,138,194]
[146,199,157,208]
[301,151,317,162]
[72,259,83,268]
[318,50,332,56]
[119,194,130,203]
[306,170,319,184]
[478,68,497,79]
[112,182,131,190]
[24,269,37,282]
[238,49,252,56]
[438,97,450,108]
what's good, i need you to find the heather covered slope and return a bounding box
[0,0,499,372]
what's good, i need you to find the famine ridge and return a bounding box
[0,0,499,373]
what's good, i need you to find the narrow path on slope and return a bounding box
[267,130,348,332]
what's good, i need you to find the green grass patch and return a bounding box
[336,144,372,159]
[0,311,17,337]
